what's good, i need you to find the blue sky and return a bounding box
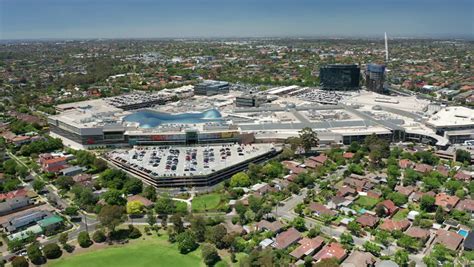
[0,0,472,39]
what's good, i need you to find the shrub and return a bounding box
[128,225,142,239]
[92,230,106,243]
[43,243,62,259]
[27,242,44,265]
[63,243,75,253]
[78,231,93,248]
[11,256,28,267]
[201,243,220,266]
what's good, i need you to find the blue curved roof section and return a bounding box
[123,109,223,128]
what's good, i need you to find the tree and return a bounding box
[27,242,44,265]
[58,232,68,247]
[170,214,185,234]
[388,192,408,206]
[98,205,126,233]
[146,210,157,228]
[375,230,391,246]
[155,195,176,215]
[3,159,17,175]
[363,241,381,256]
[292,217,307,232]
[32,179,45,192]
[347,221,362,236]
[397,235,421,251]
[128,225,142,239]
[285,136,302,151]
[445,180,462,195]
[435,206,445,224]
[176,230,198,254]
[142,186,157,202]
[307,226,321,238]
[201,243,220,266]
[56,176,75,190]
[229,172,251,188]
[207,224,228,249]
[102,189,126,206]
[126,200,145,216]
[456,149,471,163]
[414,151,439,165]
[348,141,361,153]
[375,204,386,217]
[11,256,28,267]
[64,206,79,216]
[123,178,143,195]
[190,216,207,242]
[299,127,319,152]
[92,230,106,243]
[78,231,92,248]
[420,195,436,212]
[422,176,441,191]
[340,232,354,249]
[43,243,62,259]
[394,249,409,267]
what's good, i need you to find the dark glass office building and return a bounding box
[366,64,386,93]
[320,64,360,90]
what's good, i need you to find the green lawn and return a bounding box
[192,193,223,212]
[47,235,204,267]
[355,196,379,210]
[392,209,409,221]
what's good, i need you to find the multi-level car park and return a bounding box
[107,143,280,188]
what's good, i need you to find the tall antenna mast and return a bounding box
[384,32,389,62]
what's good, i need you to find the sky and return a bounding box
[0,0,473,40]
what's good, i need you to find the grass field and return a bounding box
[192,193,223,212]
[355,196,379,210]
[47,235,204,267]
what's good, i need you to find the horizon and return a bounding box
[1,0,473,40]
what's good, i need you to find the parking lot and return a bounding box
[107,143,275,178]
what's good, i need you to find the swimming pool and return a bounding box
[123,109,223,128]
[458,229,468,238]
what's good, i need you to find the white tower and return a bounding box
[384,32,389,62]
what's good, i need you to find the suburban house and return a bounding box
[0,188,29,201]
[377,200,399,217]
[60,165,85,176]
[434,229,464,251]
[0,196,33,216]
[3,210,52,233]
[356,214,380,228]
[289,236,325,259]
[341,251,378,267]
[398,159,413,169]
[464,232,474,251]
[72,173,93,186]
[455,199,474,214]
[256,220,284,233]
[405,226,430,243]
[41,156,68,173]
[435,193,460,211]
[309,202,337,217]
[327,196,353,209]
[37,215,64,232]
[414,163,432,174]
[454,171,471,182]
[313,242,347,263]
[379,219,410,232]
[272,227,302,249]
